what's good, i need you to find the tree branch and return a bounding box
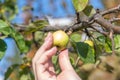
[94,14,120,34]
[15,21,87,32]
[90,25,108,36]
[101,5,120,16]
[14,5,120,35]
[109,18,120,23]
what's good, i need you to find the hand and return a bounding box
[32,32,81,80]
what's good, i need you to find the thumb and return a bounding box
[58,49,74,71]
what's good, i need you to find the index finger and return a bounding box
[33,32,53,61]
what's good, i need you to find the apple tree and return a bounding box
[0,0,120,80]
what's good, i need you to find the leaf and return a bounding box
[83,5,96,16]
[96,35,112,53]
[75,42,95,63]
[0,39,7,60]
[72,0,89,12]
[0,39,7,51]
[1,0,18,20]
[104,37,112,53]
[52,55,58,65]
[25,20,48,34]
[70,32,81,42]
[20,74,30,80]
[4,64,19,80]
[0,20,9,28]
[114,35,120,52]
[0,51,5,60]
[0,20,28,53]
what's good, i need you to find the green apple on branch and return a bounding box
[53,30,69,51]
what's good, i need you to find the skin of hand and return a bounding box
[32,32,81,80]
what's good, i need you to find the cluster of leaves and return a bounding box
[0,18,49,79]
[0,0,18,21]
[0,20,28,56]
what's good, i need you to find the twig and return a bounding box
[75,57,80,67]
[90,26,108,36]
[76,12,81,23]
[109,18,120,23]
[94,14,120,34]
[101,5,120,16]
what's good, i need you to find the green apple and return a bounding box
[53,30,69,50]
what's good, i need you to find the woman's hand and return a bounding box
[32,32,81,80]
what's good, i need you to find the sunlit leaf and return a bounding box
[114,35,120,52]
[72,0,89,12]
[0,20,9,28]
[20,74,32,80]
[104,37,112,53]
[70,32,81,42]
[19,66,34,80]
[0,51,5,60]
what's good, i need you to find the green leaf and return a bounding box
[1,0,18,21]
[0,51,5,60]
[4,64,19,80]
[52,55,58,65]
[0,39,7,60]
[75,42,95,63]
[0,20,28,53]
[83,5,96,16]
[0,20,9,28]
[72,0,89,12]
[97,36,106,43]
[0,39,7,51]
[20,73,33,80]
[70,33,81,42]
[114,35,120,52]
[25,20,48,34]
[96,35,112,53]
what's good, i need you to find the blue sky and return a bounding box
[12,0,104,24]
[90,0,104,9]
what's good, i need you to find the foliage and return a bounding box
[0,20,28,53]
[0,0,18,21]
